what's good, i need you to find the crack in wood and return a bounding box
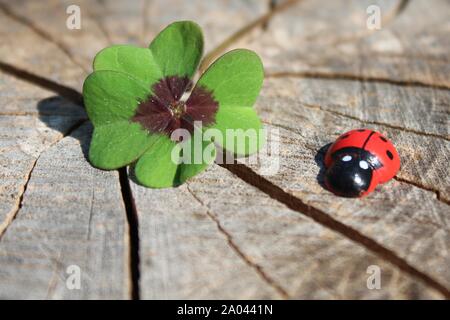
[260,120,449,206]
[394,176,449,206]
[0,0,446,297]
[0,3,89,74]
[185,183,290,299]
[299,101,450,142]
[198,0,302,73]
[394,0,410,17]
[220,162,450,299]
[86,1,113,45]
[262,0,278,30]
[3,60,448,296]
[320,0,410,47]
[0,61,84,107]
[266,71,450,92]
[118,168,141,300]
[0,118,88,241]
[86,182,95,241]
[0,158,37,240]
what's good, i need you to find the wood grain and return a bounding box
[0,0,266,87]
[0,72,86,237]
[236,76,450,294]
[131,165,442,299]
[0,2,88,90]
[0,123,130,299]
[142,0,266,53]
[0,0,448,299]
[247,0,450,89]
[258,78,450,200]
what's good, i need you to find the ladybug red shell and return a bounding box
[324,129,400,197]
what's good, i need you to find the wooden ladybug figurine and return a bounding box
[324,129,400,197]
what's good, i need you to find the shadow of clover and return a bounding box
[37,96,90,161]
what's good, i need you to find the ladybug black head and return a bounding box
[325,147,382,198]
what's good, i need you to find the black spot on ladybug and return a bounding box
[339,134,350,140]
[357,129,366,132]
[386,150,394,160]
[379,136,388,142]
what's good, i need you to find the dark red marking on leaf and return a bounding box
[132,76,218,136]
[184,85,219,130]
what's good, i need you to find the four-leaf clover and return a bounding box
[83,21,264,188]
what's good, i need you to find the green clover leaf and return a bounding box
[83,21,264,188]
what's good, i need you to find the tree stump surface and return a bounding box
[0,0,448,299]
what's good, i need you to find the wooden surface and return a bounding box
[0,0,448,299]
